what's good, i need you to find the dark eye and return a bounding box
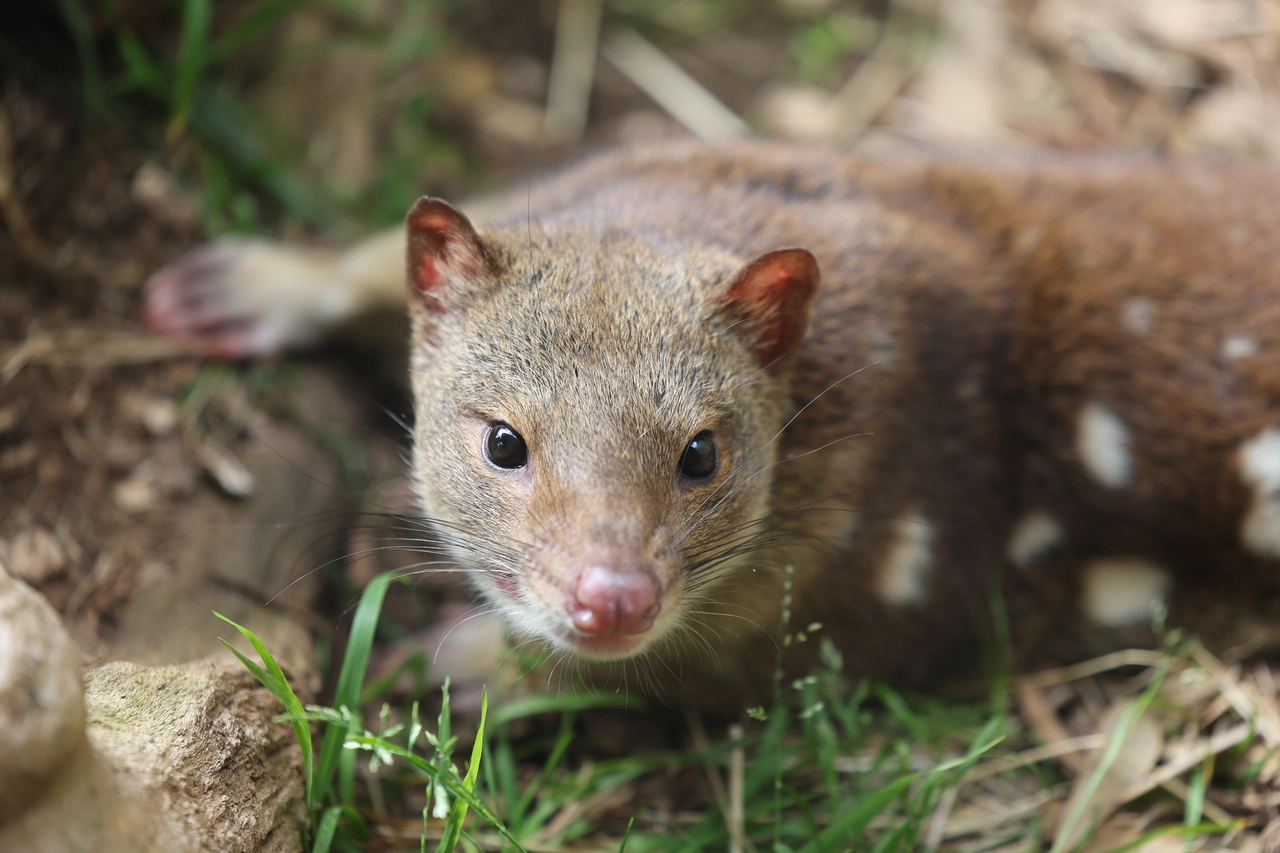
[485,423,528,469]
[679,430,718,480]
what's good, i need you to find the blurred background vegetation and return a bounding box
[6,0,904,238]
[6,0,1277,248]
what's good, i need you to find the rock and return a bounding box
[0,560,85,817]
[81,660,306,853]
[0,561,306,853]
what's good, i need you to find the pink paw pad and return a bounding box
[143,241,285,360]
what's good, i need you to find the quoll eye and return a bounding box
[485,422,528,469]
[679,430,718,480]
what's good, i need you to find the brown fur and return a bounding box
[147,141,1280,711]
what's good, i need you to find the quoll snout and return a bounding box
[568,551,661,638]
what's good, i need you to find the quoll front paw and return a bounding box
[144,238,347,359]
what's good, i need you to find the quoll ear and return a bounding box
[405,197,491,310]
[716,248,820,367]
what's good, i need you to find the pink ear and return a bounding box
[717,248,820,367]
[405,197,490,310]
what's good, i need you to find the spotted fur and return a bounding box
[146,141,1280,710]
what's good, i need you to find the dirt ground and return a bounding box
[7,0,1280,849]
[1,88,197,647]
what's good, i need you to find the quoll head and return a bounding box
[403,197,820,663]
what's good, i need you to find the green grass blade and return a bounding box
[215,612,315,811]
[190,87,342,231]
[1049,661,1170,853]
[619,817,635,853]
[316,573,393,804]
[437,688,489,852]
[54,0,105,114]
[1185,762,1207,831]
[170,0,212,137]
[490,731,520,829]
[207,0,308,64]
[492,690,645,726]
[873,684,926,742]
[745,705,793,797]
[796,736,1000,853]
[513,711,576,825]
[792,773,916,853]
[1101,822,1230,853]
[338,744,357,806]
[345,734,527,851]
[115,31,167,97]
[312,805,344,853]
[798,775,901,853]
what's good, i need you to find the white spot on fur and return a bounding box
[1121,297,1153,335]
[1241,429,1280,493]
[1007,511,1064,567]
[1076,402,1133,489]
[1082,558,1171,627]
[1222,335,1258,361]
[878,512,932,605]
[1238,428,1280,558]
[1243,499,1280,559]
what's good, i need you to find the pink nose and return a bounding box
[570,564,660,636]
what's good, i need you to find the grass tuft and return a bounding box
[316,571,392,806]
[216,611,316,810]
[223,562,1265,852]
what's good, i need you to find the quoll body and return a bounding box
[146,142,1280,709]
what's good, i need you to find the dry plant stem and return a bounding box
[939,789,1057,840]
[684,712,759,853]
[1015,685,1083,772]
[531,770,633,847]
[832,35,913,142]
[1254,663,1277,698]
[962,735,1108,783]
[1012,646,1250,834]
[1,329,197,385]
[601,29,749,140]
[1198,693,1233,728]
[1154,776,1234,827]
[1013,650,1169,690]
[685,712,735,851]
[544,0,603,141]
[728,722,745,853]
[1192,646,1280,783]
[923,784,959,851]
